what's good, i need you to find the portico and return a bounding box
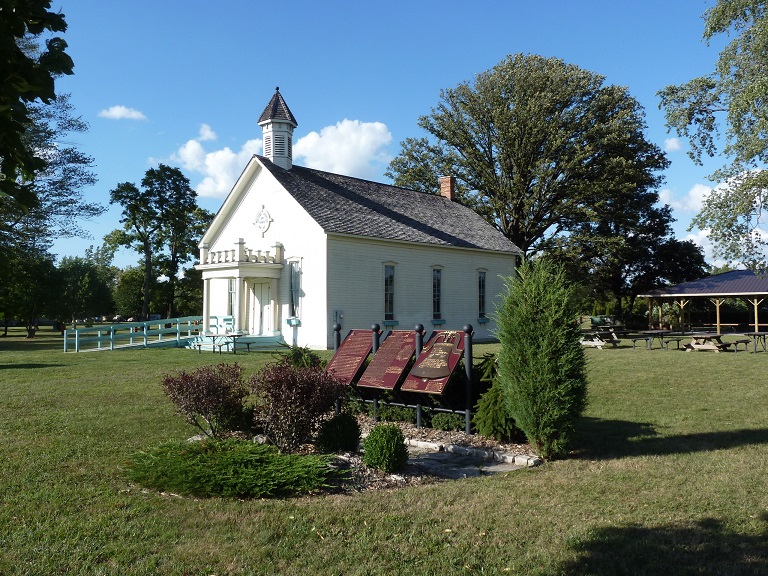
[198,239,284,335]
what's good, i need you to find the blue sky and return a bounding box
[49,0,726,268]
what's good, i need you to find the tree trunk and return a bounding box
[142,241,152,320]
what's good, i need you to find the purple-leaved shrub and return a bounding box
[249,359,345,453]
[161,363,249,439]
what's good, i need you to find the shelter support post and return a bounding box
[747,298,764,331]
[709,298,724,334]
[675,299,689,329]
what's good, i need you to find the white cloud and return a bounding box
[664,137,682,152]
[171,119,392,198]
[98,105,147,120]
[684,228,729,268]
[171,125,261,198]
[198,123,216,141]
[293,119,392,179]
[659,183,712,213]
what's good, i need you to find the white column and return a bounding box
[203,278,211,333]
[234,277,243,332]
[270,278,280,335]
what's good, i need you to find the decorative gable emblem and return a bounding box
[255,206,273,237]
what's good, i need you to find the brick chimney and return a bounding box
[439,175,456,201]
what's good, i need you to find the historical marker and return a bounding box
[357,330,416,390]
[401,330,465,394]
[325,329,373,384]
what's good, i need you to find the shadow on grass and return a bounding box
[0,363,66,370]
[556,516,768,575]
[573,417,768,460]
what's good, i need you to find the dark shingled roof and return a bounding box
[258,157,520,254]
[258,87,297,126]
[642,269,768,297]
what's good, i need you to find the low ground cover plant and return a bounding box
[127,439,346,498]
[430,412,465,431]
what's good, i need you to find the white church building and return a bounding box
[196,88,521,349]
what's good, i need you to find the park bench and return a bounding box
[629,335,652,349]
[731,337,752,352]
[662,337,685,351]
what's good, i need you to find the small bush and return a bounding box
[362,424,409,472]
[340,389,368,416]
[430,412,466,431]
[276,345,324,368]
[161,363,249,439]
[377,403,416,424]
[249,359,345,453]
[473,380,523,442]
[315,413,361,453]
[127,439,345,498]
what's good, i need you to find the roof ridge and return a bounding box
[257,155,444,198]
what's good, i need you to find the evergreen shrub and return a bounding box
[377,403,416,423]
[128,439,345,498]
[276,345,324,368]
[473,380,524,442]
[430,412,465,431]
[315,412,361,453]
[496,259,587,459]
[362,424,409,472]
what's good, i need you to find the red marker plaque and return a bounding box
[401,330,465,395]
[325,330,373,384]
[357,330,416,390]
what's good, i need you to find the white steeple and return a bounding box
[258,87,298,170]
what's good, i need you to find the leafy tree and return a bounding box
[496,259,587,460]
[658,1,768,268]
[108,165,212,319]
[112,266,148,319]
[0,249,60,337]
[0,2,73,209]
[550,190,709,318]
[58,248,116,323]
[386,54,668,256]
[0,92,102,250]
[173,267,204,317]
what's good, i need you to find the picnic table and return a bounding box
[198,331,246,354]
[641,329,671,350]
[684,333,733,353]
[737,332,768,353]
[580,329,621,349]
[225,331,247,354]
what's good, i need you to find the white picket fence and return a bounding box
[63,316,203,352]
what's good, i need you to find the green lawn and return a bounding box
[2,329,768,575]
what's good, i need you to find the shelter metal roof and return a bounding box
[639,269,768,298]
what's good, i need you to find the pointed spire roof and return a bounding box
[258,86,298,126]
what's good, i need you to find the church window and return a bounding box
[289,261,301,318]
[384,265,395,321]
[432,267,442,320]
